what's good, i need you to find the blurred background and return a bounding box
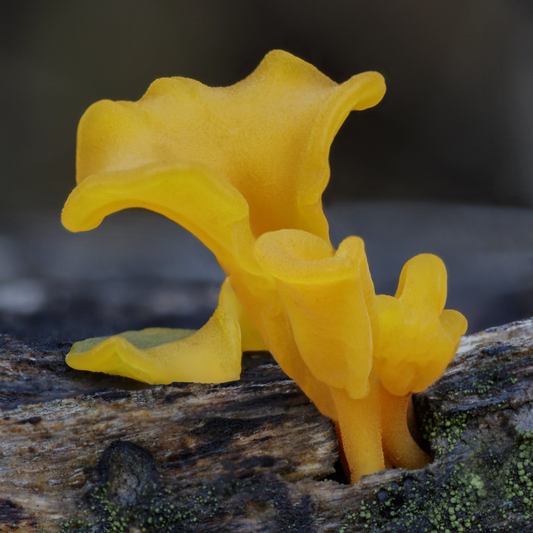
[1,0,533,339]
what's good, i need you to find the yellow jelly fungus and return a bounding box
[62,50,467,483]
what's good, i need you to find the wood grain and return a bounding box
[1,319,533,532]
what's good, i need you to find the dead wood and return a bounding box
[1,318,533,532]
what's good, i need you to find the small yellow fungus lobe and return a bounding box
[67,279,243,384]
[254,231,375,400]
[374,254,467,397]
[62,50,467,483]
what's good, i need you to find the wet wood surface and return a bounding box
[1,318,533,532]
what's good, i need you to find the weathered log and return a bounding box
[1,317,533,532]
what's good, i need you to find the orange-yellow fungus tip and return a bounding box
[374,254,468,396]
[62,50,466,484]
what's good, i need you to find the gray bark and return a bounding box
[1,318,533,532]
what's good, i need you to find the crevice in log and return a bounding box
[321,459,350,485]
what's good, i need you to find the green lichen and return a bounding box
[338,418,533,532]
[423,411,469,458]
[37,480,224,533]
[36,469,311,532]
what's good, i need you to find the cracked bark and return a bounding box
[1,317,533,532]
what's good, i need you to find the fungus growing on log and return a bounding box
[62,50,467,482]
